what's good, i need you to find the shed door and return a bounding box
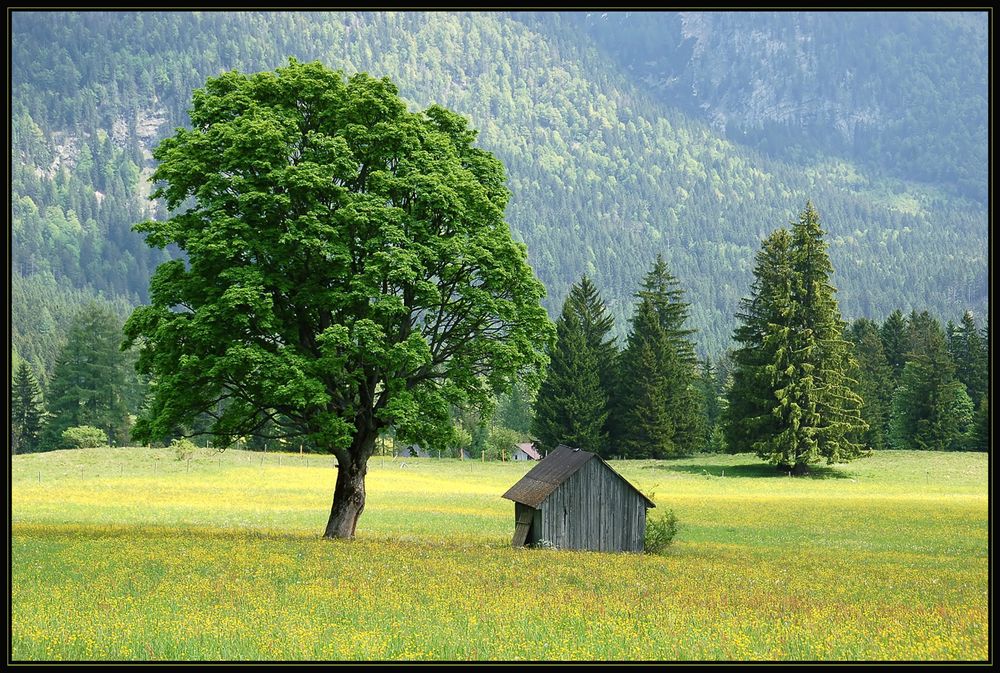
[512,503,536,547]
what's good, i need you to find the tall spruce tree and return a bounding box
[616,256,704,457]
[783,201,867,469]
[727,203,866,472]
[566,276,618,399]
[42,302,133,449]
[11,362,45,454]
[532,299,609,454]
[616,299,677,458]
[724,228,795,455]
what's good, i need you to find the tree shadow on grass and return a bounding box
[642,462,852,480]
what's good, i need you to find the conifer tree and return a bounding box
[847,318,894,451]
[11,362,45,454]
[724,229,795,455]
[948,310,987,408]
[635,255,697,367]
[616,256,703,457]
[880,309,909,384]
[971,397,988,452]
[532,302,609,454]
[616,299,676,458]
[890,311,973,450]
[727,203,866,472]
[42,302,133,449]
[566,275,618,397]
[783,201,867,468]
[699,356,727,452]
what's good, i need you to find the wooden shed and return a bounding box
[501,444,655,552]
[512,442,541,461]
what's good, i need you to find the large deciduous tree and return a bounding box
[123,60,554,538]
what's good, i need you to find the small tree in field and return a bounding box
[124,60,554,538]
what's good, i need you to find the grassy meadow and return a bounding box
[10,447,988,661]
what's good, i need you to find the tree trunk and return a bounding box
[791,462,810,476]
[323,422,379,539]
[323,452,369,539]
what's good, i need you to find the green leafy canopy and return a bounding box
[123,59,555,461]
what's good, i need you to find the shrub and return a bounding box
[171,438,197,461]
[61,426,108,449]
[644,509,679,554]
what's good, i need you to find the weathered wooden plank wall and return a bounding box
[538,459,646,552]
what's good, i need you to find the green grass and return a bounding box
[11,448,988,661]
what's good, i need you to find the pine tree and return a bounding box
[616,300,676,458]
[879,309,909,384]
[727,203,866,472]
[699,356,727,452]
[948,310,987,408]
[532,303,609,455]
[565,275,618,451]
[616,256,704,457]
[11,362,45,454]
[724,228,795,455]
[42,302,133,450]
[566,275,618,396]
[784,201,867,468]
[635,255,698,367]
[970,397,988,452]
[846,318,894,451]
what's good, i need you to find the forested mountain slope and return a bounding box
[559,11,987,203]
[10,11,988,376]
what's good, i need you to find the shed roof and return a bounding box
[515,442,541,460]
[501,444,655,509]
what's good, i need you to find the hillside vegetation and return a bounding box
[11,11,987,374]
